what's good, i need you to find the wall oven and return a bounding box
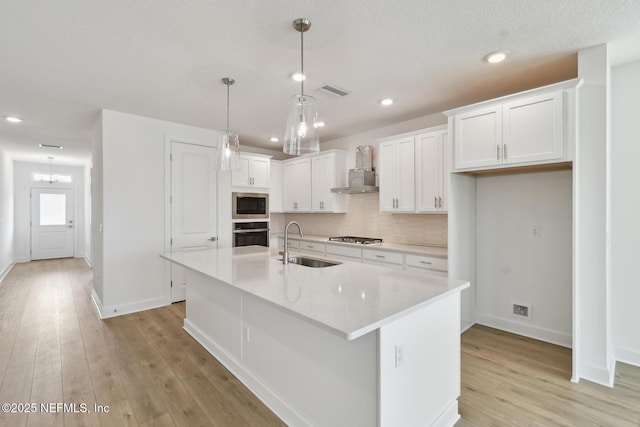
[232,192,269,220]
[233,221,269,247]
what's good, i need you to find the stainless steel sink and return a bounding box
[276,255,342,268]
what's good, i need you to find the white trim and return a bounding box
[184,319,313,427]
[95,296,168,319]
[82,256,93,268]
[476,312,572,348]
[429,400,460,427]
[579,359,615,388]
[615,346,640,368]
[91,289,104,319]
[0,261,14,283]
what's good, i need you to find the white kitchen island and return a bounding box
[161,246,469,427]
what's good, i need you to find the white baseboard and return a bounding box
[615,346,640,368]
[184,319,311,427]
[580,358,615,388]
[431,400,460,427]
[95,295,169,319]
[0,261,14,283]
[91,289,104,319]
[475,312,572,348]
[82,256,93,268]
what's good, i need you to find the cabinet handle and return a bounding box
[439,197,442,208]
[419,260,432,265]
[497,144,501,160]
[306,245,313,249]
[434,196,437,208]
[375,255,386,259]
[503,144,507,160]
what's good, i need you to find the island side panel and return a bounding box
[379,292,461,427]
[183,270,242,364]
[242,293,378,427]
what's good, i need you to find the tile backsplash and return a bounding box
[271,193,448,247]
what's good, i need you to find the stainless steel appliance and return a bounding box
[233,221,269,247]
[331,146,379,194]
[328,236,383,244]
[232,192,269,220]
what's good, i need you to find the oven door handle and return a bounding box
[233,228,270,234]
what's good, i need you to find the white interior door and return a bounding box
[31,188,74,260]
[170,141,218,302]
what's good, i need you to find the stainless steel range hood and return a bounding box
[331,145,379,194]
[331,169,379,194]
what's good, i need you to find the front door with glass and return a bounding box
[30,188,74,260]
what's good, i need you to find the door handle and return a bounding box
[208,237,218,241]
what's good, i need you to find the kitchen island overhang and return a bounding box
[161,246,469,427]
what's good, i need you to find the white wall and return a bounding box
[95,109,220,317]
[92,113,104,305]
[611,58,640,367]
[475,170,573,347]
[0,146,14,281]
[12,161,86,262]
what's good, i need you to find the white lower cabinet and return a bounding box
[405,253,448,276]
[362,248,404,270]
[299,241,326,256]
[325,244,362,263]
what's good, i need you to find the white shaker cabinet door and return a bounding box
[502,91,564,165]
[454,105,502,170]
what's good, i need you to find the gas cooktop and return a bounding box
[328,236,383,245]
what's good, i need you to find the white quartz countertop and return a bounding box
[161,246,468,340]
[271,233,448,257]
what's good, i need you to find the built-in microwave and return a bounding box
[232,192,269,220]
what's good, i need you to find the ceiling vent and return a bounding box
[316,84,350,97]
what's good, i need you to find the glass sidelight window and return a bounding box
[39,193,66,225]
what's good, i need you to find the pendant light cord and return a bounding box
[300,26,304,97]
[226,82,230,131]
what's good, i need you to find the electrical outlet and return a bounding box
[395,344,405,368]
[530,225,541,238]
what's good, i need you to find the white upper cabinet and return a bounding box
[445,79,580,173]
[232,153,270,189]
[454,105,502,170]
[379,137,415,212]
[282,150,347,213]
[311,150,347,213]
[269,160,283,213]
[283,158,312,212]
[416,130,448,213]
[502,91,563,165]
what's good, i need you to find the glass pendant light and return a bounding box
[283,18,320,156]
[216,77,241,171]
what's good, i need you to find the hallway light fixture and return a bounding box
[283,18,320,156]
[216,77,241,171]
[42,157,58,184]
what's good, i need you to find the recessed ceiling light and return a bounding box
[270,137,279,143]
[292,73,306,82]
[486,51,508,64]
[380,98,394,106]
[5,116,23,123]
[313,121,325,128]
[39,143,63,149]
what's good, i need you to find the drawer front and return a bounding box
[278,238,300,251]
[326,244,362,259]
[405,254,448,271]
[363,259,404,270]
[362,249,403,265]
[299,241,325,253]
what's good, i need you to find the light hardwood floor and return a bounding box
[1,259,639,426]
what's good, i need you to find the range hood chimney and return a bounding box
[331,146,379,194]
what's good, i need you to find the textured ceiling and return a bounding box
[1,0,640,165]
